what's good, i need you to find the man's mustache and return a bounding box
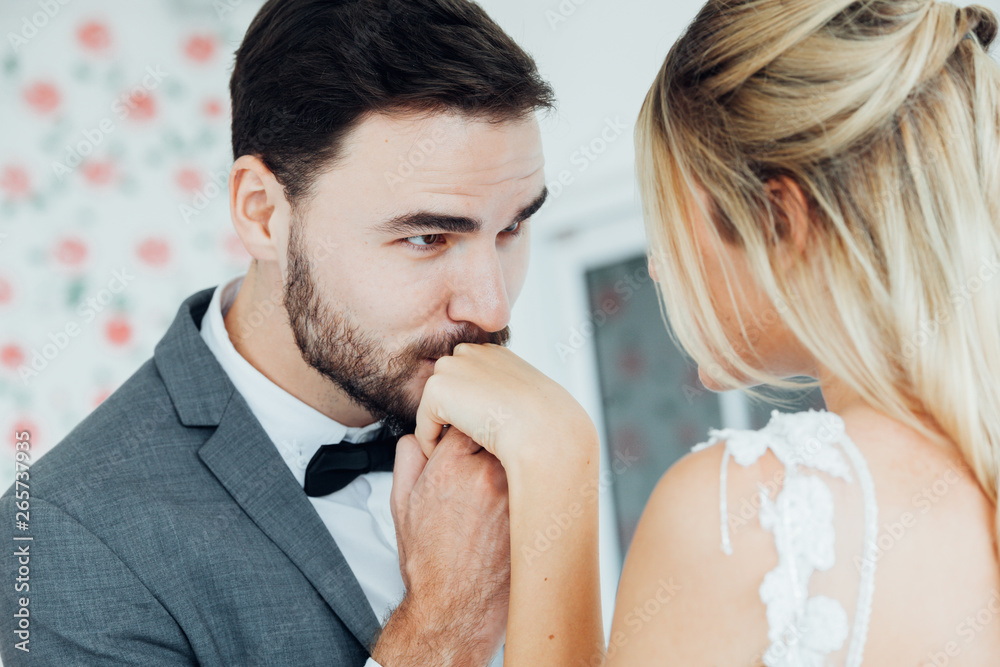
[416,325,510,360]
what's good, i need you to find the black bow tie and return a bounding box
[303,428,400,497]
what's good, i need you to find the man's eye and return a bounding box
[403,234,444,249]
[402,222,525,253]
[504,220,524,236]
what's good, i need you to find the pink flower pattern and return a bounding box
[1,1,262,471]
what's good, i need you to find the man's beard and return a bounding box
[283,217,510,437]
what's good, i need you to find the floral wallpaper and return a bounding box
[1,0,268,485]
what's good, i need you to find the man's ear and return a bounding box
[766,175,811,260]
[229,155,287,262]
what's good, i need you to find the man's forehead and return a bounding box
[342,110,545,184]
[297,110,546,228]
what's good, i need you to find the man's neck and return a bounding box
[223,262,376,427]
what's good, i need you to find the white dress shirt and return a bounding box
[200,275,503,667]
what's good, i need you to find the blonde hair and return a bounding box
[637,0,1000,547]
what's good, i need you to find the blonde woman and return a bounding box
[400,0,1000,664]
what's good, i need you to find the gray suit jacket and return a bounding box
[0,287,383,665]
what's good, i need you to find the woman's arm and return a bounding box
[503,422,604,666]
[411,343,605,665]
[410,343,779,665]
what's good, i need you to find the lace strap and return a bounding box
[692,410,879,667]
[719,446,735,555]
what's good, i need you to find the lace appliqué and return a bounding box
[691,410,879,667]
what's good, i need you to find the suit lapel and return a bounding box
[155,288,382,652]
[197,395,382,650]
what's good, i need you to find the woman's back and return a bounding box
[841,406,1000,664]
[662,406,1000,665]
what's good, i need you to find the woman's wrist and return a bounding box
[504,418,601,499]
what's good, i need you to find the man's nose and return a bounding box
[446,250,512,334]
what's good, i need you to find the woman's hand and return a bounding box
[412,342,605,666]
[412,342,597,467]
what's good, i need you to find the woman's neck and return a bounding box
[817,365,959,457]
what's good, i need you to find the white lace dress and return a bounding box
[690,409,879,667]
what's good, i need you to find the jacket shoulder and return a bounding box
[5,356,207,511]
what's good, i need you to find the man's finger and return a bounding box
[434,425,483,457]
[414,395,447,459]
[390,434,428,517]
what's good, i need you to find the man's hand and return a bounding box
[370,426,510,666]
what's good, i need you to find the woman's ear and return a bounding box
[766,175,811,260]
[229,154,286,262]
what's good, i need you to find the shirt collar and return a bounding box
[199,274,386,486]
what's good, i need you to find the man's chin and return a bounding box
[367,359,441,436]
[378,379,425,437]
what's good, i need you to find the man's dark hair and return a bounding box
[230,0,555,208]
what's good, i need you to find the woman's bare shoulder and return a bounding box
[606,437,785,666]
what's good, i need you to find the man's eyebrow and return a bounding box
[513,186,548,225]
[373,187,549,237]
